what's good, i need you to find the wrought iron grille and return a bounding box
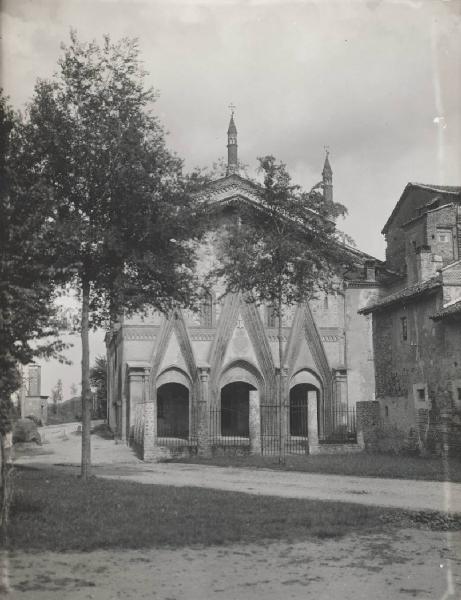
[320,406,357,444]
[152,403,357,450]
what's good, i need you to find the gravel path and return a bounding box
[15,422,461,514]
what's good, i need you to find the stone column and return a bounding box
[249,390,261,455]
[308,390,320,455]
[127,370,144,444]
[276,366,289,462]
[280,366,289,458]
[141,368,156,461]
[197,367,211,457]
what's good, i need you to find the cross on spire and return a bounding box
[229,102,236,115]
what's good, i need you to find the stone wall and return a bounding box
[22,396,48,425]
[367,300,461,454]
[345,286,378,405]
[356,401,381,452]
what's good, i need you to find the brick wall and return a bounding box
[385,188,436,273]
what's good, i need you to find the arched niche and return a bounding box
[289,369,323,438]
[156,366,191,391]
[219,360,262,391]
[289,368,323,391]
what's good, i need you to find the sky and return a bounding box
[2,0,460,398]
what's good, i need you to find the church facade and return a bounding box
[106,116,382,460]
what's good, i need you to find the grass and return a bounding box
[4,465,431,553]
[166,453,461,482]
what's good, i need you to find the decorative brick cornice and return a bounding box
[321,335,341,342]
[190,330,216,341]
[122,326,159,341]
[268,335,289,342]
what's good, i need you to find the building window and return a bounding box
[457,388,461,403]
[323,295,329,310]
[437,230,452,244]
[384,406,389,418]
[400,316,408,341]
[417,388,426,402]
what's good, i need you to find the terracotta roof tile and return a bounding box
[431,299,461,320]
[359,276,441,314]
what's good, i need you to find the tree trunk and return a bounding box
[80,276,91,480]
[0,430,11,594]
[0,430,11,547]
[277,296,285,463]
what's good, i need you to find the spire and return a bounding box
[228,114,237,135]
[226,104,238,175]
[322,147,333,202]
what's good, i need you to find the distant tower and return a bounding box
[227,105,238,175]
[322,149,333,203]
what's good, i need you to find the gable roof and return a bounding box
[359,275,442,315]
[381,183,461,235]
[200,173,384,268]
[431,299,461,321]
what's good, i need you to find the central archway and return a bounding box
[217,361,263,453]
[220,381,255,437]
[289,383,319,436]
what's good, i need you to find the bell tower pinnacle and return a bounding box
[227,104,238,176]
[322,147,333,203]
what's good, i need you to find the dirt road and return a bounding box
[6,529,461,600]
[15,422,461,513]
[9,423,461,599]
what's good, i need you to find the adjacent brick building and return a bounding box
[360,183,461,452]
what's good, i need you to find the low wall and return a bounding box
[356,400,461,456]
[315,443,364,455]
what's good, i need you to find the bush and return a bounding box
[25,414,42,427]
[13,419,41,445]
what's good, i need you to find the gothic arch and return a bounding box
[209,293,274,402]
[219,359,263,391]
[283,303,332,413]
[156,366,192,391]
[150,310,198,385]
[289,368,323,391]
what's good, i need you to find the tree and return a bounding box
[22,32,201,479]
[90,356,107,418]
[70,383,79,399]
[51,379,63,415]
[0,91,66,542]
[213,155,352,459]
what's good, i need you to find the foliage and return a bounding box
[212,155,351,310]
[90,355,107,417]
[21,32,203,478]
[51,379,63,415]
[23,31,202,326]
[0,91,66,434]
